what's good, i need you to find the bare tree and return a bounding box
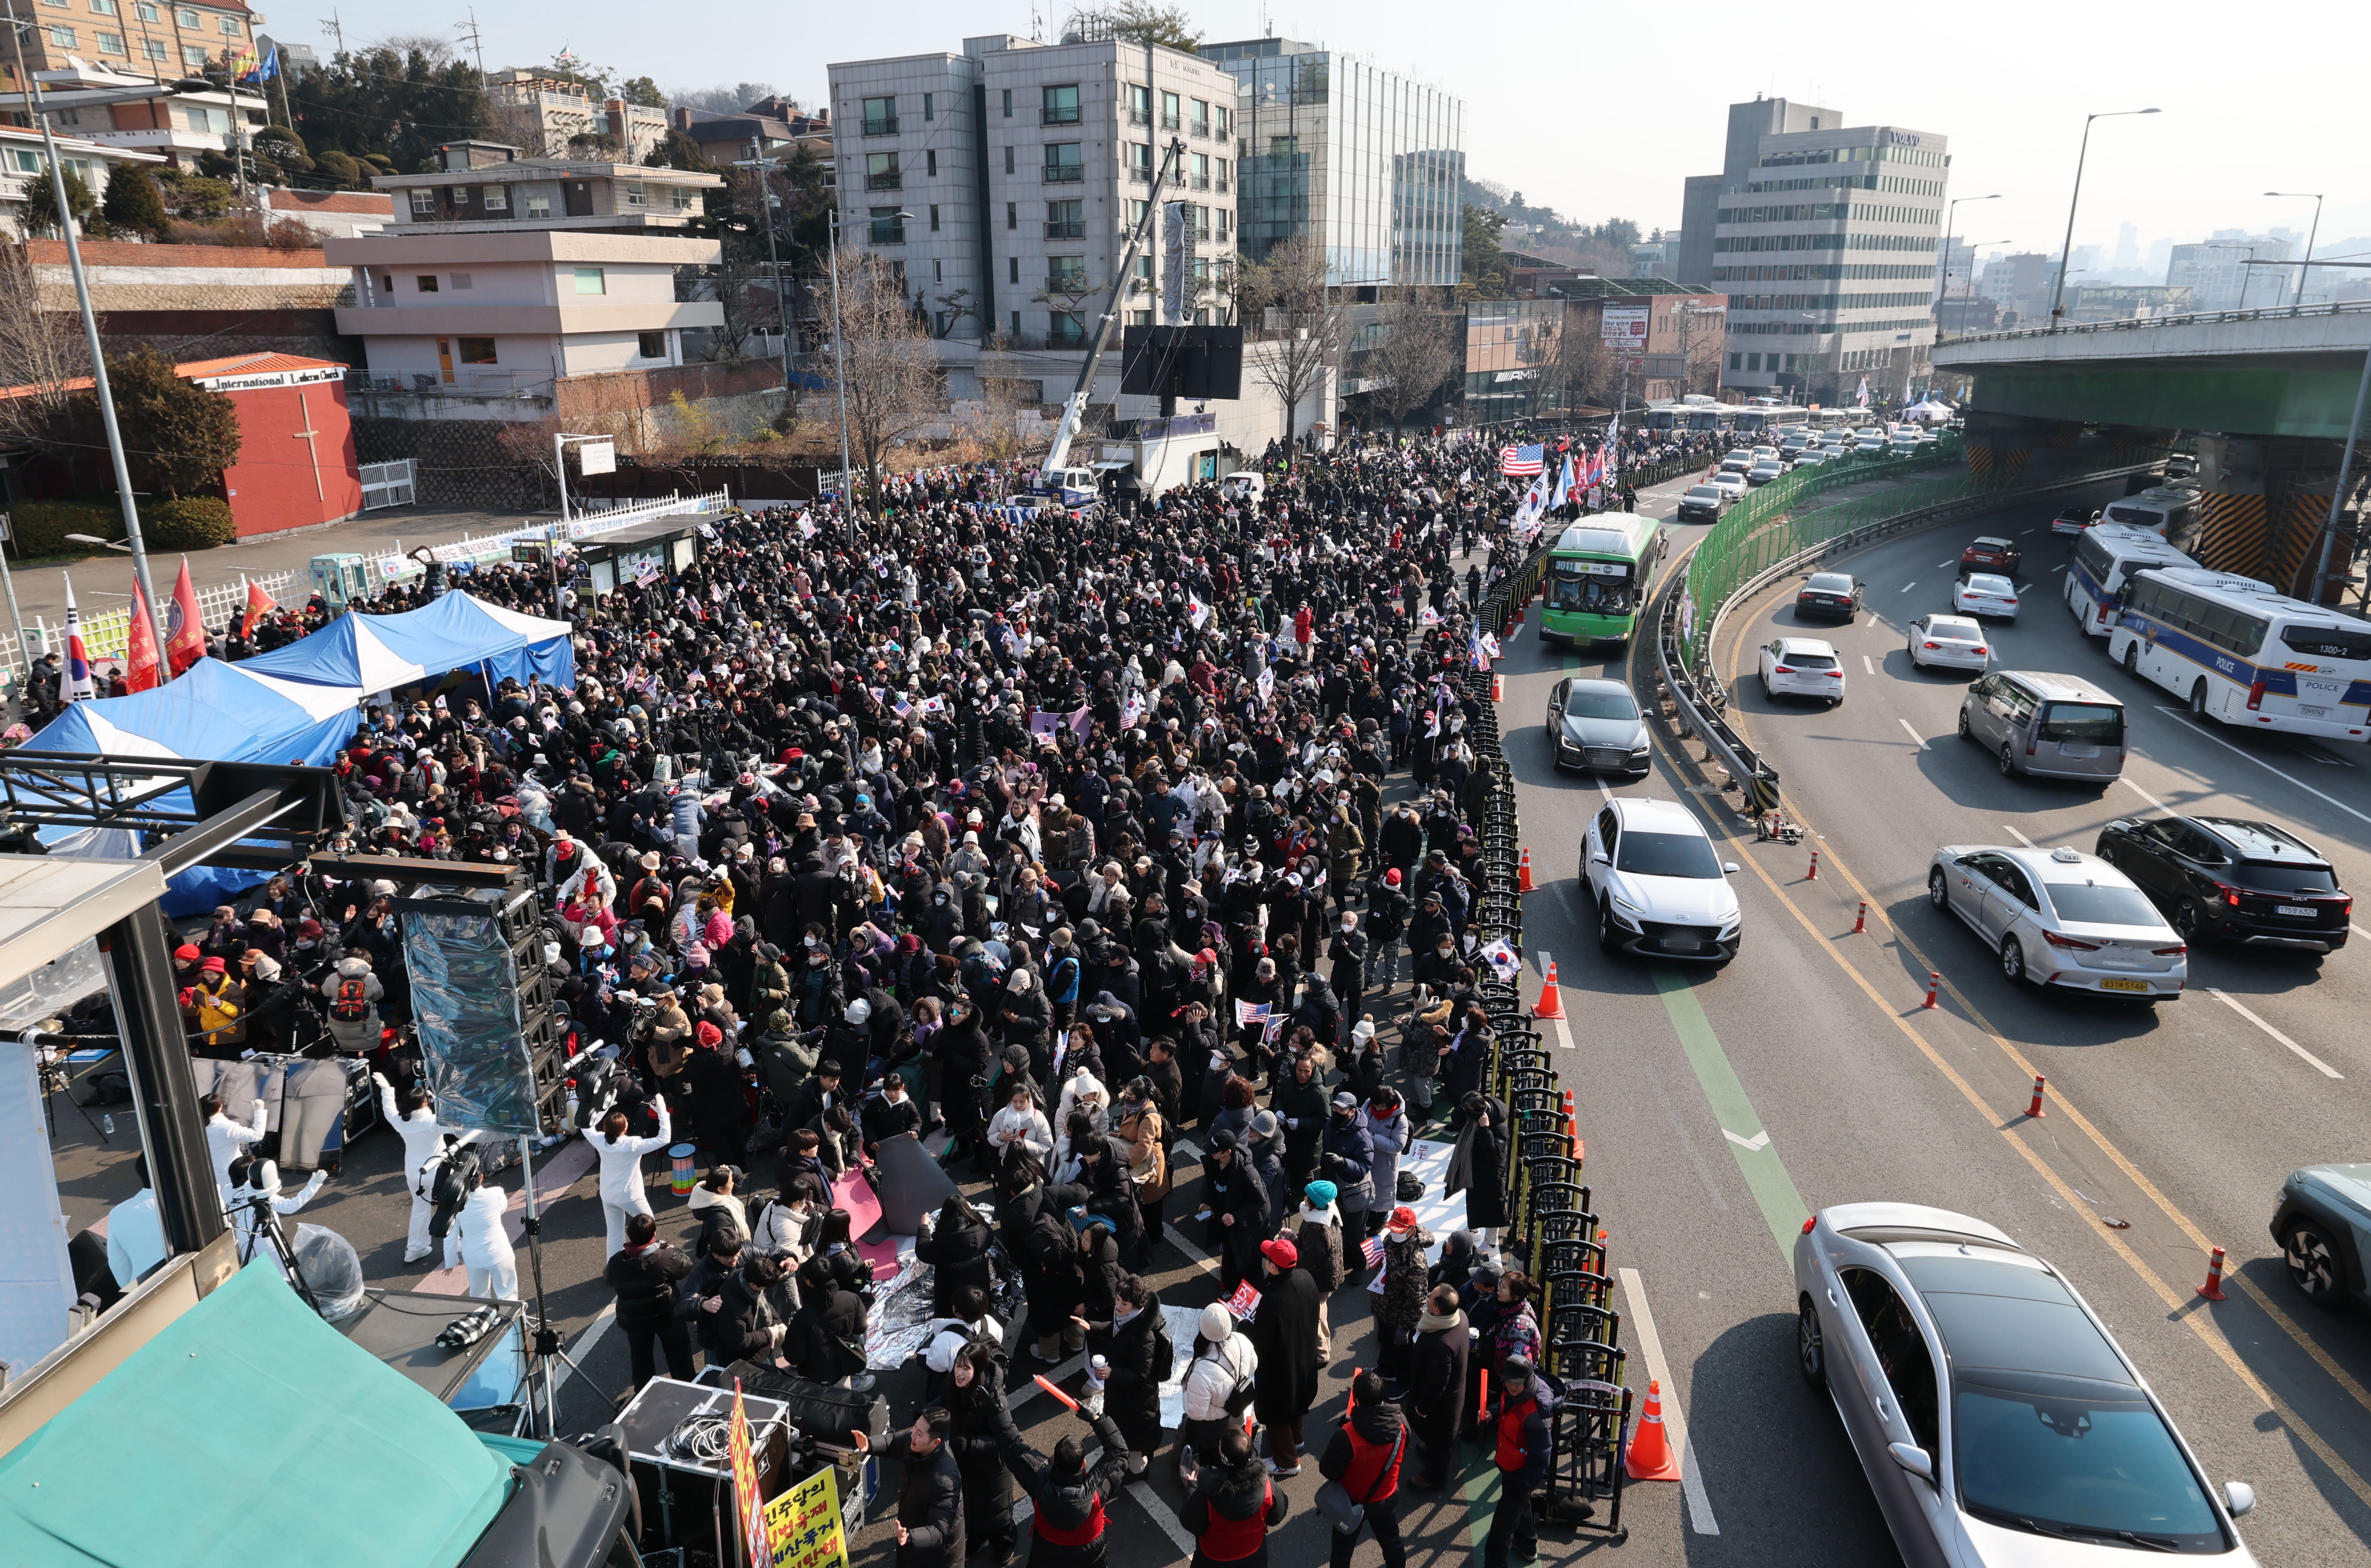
[1366,293,1461,433]
[0,249,90,452]
[957,332,1045,468]
[832,248,945,503]
[1556,324,1616,413]
[1237,233,1347,451]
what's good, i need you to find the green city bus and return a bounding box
[1539,517,1667,645]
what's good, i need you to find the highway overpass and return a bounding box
[1932,302,2371,596]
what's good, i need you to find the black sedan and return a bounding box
[1793,571,1863,622]
[2095,813,2351,951]
[1675,485,1727,523]
[1545,677,1651,777]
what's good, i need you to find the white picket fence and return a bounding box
[8,487,732,693]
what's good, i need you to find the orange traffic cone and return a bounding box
[1532,959,1566,1021]
[1625,1378,1683,1482]
[1517,847,1536,892]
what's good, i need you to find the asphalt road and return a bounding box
[1485,450,2371,1566]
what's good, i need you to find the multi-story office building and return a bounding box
[2168,232,2292,312]
[829,33,1242,350]
[1678,96,1947,402]
[1198,37,1463,292]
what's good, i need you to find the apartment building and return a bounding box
[485,71,670,163]
[1199,37,1464,290]
[0,0,259,83]
[327,140,724,418]
[10,62,267,174]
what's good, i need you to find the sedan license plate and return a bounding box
[2100,977,2151,993]
[2277,904,2317,918]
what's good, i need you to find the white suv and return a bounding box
[1582,797,1743,963]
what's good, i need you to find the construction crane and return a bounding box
[1028,134,1188,512]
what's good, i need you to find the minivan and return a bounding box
[1959,670,2127,782]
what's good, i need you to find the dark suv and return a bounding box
[2095,813,2351,951]
[1675,485,1727,523]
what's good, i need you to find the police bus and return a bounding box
[1540,517,1667,646]
[2108,567,2371,740]
[2099,485,2201,551]
[2066,522,2198,637]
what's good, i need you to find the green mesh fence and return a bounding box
[1681,438,1969,668]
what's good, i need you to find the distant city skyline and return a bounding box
[273,0,2367,271]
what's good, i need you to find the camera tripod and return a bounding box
[229,1192,320,1313]
[514,1135,587,1439]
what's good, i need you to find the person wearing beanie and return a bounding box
[1248,1235,1322,1475]
[1179,1299,1260,1465]
[684,1018,752,1170]
[1319,1091,1375,1248]
[1294,1180,1345,1361]
[187,955,247,1055]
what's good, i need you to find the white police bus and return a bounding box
[2108,566,2371,740]
[2098,485,2201,551]
[2066,523,2198,636]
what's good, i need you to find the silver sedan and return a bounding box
[1927,844,2187,1000]
[1795,1202,2257,1565]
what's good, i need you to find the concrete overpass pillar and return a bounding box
[1962,412,2078,487]
[2100,426,2175,466]
[2194,435,2356,599]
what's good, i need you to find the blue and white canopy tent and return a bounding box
[238,593,575,693]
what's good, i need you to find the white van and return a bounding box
[1220,471,1265,503]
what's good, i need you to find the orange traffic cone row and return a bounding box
[1625,1378,1683,1482]
[1517,847,1536,892]
[1532,959,1566,1021]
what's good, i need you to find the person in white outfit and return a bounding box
[376,1072,454,1263]
[202,1091,268,1193]
[106,1156,166,1289]
[224,1156,326,1276]
[1179,1300,1260,1464]
[441,1155,519,1301]
[592,1097,673,1258]
[985,1082,1053,1165]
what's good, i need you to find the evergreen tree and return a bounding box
[100,165,168,239]
[80,349,242,501]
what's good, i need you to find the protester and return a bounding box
[1481,1356,1551,1568]
[861,1409,965,1568]
[1406,1285,1471,1489]
[1247,1236,1322,1475]
[1181,1427,1288,1568]
[1317,1370,1409,1568]
[605,1212,697,1389]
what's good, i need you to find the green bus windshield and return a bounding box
[1547,558,1637,615]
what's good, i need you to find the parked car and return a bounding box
[1958,536,2023,575]
[1927,843,2188,998]
[1545,676,1651,778]
[1581,797,1741,963]
[1675,484,1728,522]
[2095,813,2351,950]
[1906,613,1989,673]
[1795,571,1864,621]
[1797,1202,2257,1564]
[1759,637,1846,704]
[1959,670,2127,782]
[1953,572,2020,619]
[2272,1167,2371,1307]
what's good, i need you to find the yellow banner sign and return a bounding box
[766,1464,850,1568]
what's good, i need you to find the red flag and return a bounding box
[165,557,205,675]
[239,575,276,638]
[124,577,161,692]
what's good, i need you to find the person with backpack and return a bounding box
[1481,1355,1551,1568]
[1082,1271,1168,1473]
[605,1211,696,1390]
[320,955,384,1054]
[921,1283,1005,1402]
[1179,1300,1258,1469]
[1179,1426,1288,1568]
[1316,1369,1408,1568]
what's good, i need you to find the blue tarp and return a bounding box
[239,592,575,693]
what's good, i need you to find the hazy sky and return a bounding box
[285,0,2371,265]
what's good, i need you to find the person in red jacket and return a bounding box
[1482,1355,1549,1568]
[1180,1427,1287,1568]
[1318,1370,1407,1568]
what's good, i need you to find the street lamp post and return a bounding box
[2048,108,2160,333]
[2,1,175,664]
[1936,194,2000,340]
[730,139,793,393]
[2266,191,2324,309]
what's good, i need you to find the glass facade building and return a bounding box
[1201,39,1464,289]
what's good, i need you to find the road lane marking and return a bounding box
[1897,719,1929,750]
[1936,561,1953,568]
[2209,989,2344,1079]
[2120,777,2169,810]
[1652,967,1808,1257]
[2003,825,2038,848]
[1899,580,1917,592]
[2153,709,2371,828]
[1619,1268,1720,1536]
[1862,654,1875,675]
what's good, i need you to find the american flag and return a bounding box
[1498,443,1544,477]
[1362,1234,1386,1267]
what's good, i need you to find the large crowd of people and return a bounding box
[84,423,1594,1566]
